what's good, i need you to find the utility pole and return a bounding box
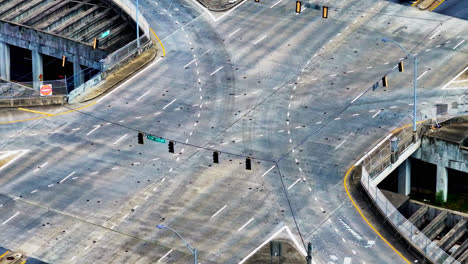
[306,242,312,264]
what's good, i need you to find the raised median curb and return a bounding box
[197,0,245,12]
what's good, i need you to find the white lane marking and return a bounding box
[59,171,76,183]
[270,0,282,8]
[334,117,341,120]
[372,110,382,118]
[210,66,224,76]
[351,92,365,104]
[162,99,177,109]
[97,57,163,103]
[48,184,54,187]
[429,29,441,39]
[344,257,352,264]
[238,217,255,232]
[253,35,268,45]
[136,91,151,101]
[417,70,428,80]
[238,226,307,264]
[347,70,354,73]
[366,66,372,69]
[369,109,376,113]
[452,79,468,83]
[34,161,48,173]
[288,178,301,190]
[86,125,100,136]
[384,62,389,64]
[453,40,465,50]
[72,177,79,180]
[2,212,20,225]
[425,49,431,52]
[184,59,196,68]
[91,171,99,175]
[353,19,358,24]
[228,28,242,37]
[390,105,397,108]
[352,113,359,116]
[31,190,38,194]
[113,134,128,145]
[211,205,227,218]
[315,121,322,124]
[334,140,347,150]
[261,166,276,177]
[72,127,80,131]
[157,249,173,263]
[442,65,468,89]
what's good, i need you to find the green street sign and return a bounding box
[101,30,110,38]
[147,134,166,143]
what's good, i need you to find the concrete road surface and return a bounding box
[0,0,467,263]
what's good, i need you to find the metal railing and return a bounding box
[0,79,68,98]
[359,121,460,264]
[101,35,150,72]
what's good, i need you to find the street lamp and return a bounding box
[156,224,197,264]
[136,0,140,48]
[381,38,418,139]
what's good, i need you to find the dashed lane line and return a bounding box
[2,212,20,225]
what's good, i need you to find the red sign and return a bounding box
[40,84,52,96]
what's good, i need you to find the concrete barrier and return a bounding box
[0,95,67,107]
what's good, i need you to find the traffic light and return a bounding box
[382,76,388,87]
[93,38,99,49]
[246,157,252,170]
[138,132,144,144]
[62,55,66,67]
[213,151,219,163]
[296,1,302,13]
[398,61,404,72]
[168,141,174,153]
[322,6,328,18]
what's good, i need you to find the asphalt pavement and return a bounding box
[0,0,467,263]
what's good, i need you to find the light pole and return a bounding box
[381,38,418,139]
[156,225,197,264]
[136,0,140,48]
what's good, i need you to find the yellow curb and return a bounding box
[17,107,54,116]
[150,28,165,57]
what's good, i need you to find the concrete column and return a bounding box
[436,165,448,202]
[31,48,43,90]
[73,56,84,88]
[0,42,10,80]
[398,159,411,195]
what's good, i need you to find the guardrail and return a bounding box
[101,35,150,72]
[359,120,460,264]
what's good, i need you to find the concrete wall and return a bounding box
[0,95,67,107]
[0,20,108,69]
[110,0,150,38]
[412,137,468,173]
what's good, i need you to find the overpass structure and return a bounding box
[0,0,145,91]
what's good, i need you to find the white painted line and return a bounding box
[452,79,468,83]
[429,29,441,39]
[351,92,365,104]
[334,117,341,120]
[261,166,275,177]
[253,35,268,45]
[31,190,38,194]
[210,66,224,76]
[72,177,78,180]
[390,105,397,109]
[162,99,177,109]
[453,40,465,50]
[425,49,431,52]
[442,65,468,89]
[334,140,347,150]
[288,178,301,190]
[211,205,227,218]
[157,249,173,263]
[72,128,80,131]
[344,257,352,264]
[270,0,282,8]
[352,113,359,116]
[59,171,76,183]
[97,57,163,103]
[86,125,100,136]
[366,66,372,69]
[372,110,382,118]
[184,59,196,68]
[136,91,151,101]
[113,134,128,145]
[417,70,428,80]
[238,217,255,232]
[2,212,20,225]
[48,184,54,187]
[91,171,99,175]
[315,121,322,124]
[228,28,242,37]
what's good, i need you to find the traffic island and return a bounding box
[243,239,306,264]
[197,0,244,12]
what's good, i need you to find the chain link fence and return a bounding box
[359,119,461,264]
[101,35,150,72]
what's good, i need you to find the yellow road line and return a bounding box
[344,166,412,264]
[17,108,54,116]
[411,0,422,7]
[53,101,97,116]
[430,0,445,11]
[20,260,26,264]
[150,28,166,57]
[0,251,10,259]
